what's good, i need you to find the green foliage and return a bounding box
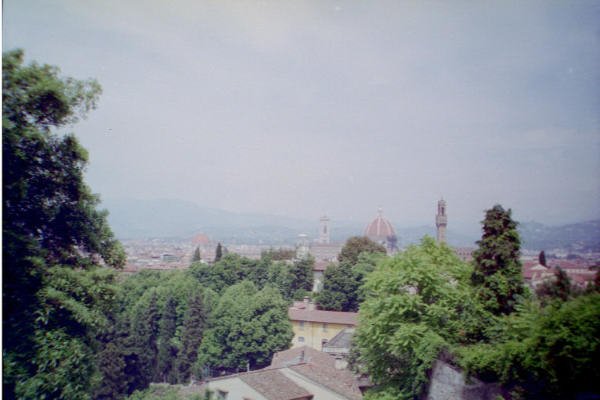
[177,293,207,382]
[338,236,387,265]
[157,296,179,383]
[127,386,180,400]
[288,256,315,300]
[189,253,252,293]
[132,290,161,387]
[356,237,488,398]
[15,330,97,400]
[94,342,127,400]
[3,50,124,399]
[317,262,359,311]
[214,243,223,262]
[261,248,295,261]
[196,282,293,374]
[457,293,600,398]
[536,267,572,304]
[318,251,385,312]
[471,205,526,315]
[192,247,201,263]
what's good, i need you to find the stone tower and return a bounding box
[436,199,447,243]
[296,234,309,259]
[319,215,330,244]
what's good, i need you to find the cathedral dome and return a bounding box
[364,208,396,242]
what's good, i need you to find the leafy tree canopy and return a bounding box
[355,237,489,399]
[457,293,600,398]
[3,49,124,399]
[196,281,293,374]
[338,236,387,265]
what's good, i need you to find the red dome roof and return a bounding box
[364,209,395,240]
[191,233,210,245]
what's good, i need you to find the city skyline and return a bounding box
[4,1,599,234]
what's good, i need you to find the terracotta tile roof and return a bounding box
[364,209,396,239]
[270,345,335,369]
[239,369,313,400]
[290,363,363,400]
[288,306,358,326]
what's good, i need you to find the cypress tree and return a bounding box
[215,243,223,263]
[132,291,160,386]
[471,204,525,315]
[539,250,547,267]
[157,295,178,383]
[95,341,127,399]
[192,246,202,263]
[177,292,206,382]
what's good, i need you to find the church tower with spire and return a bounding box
[436,199,447,243]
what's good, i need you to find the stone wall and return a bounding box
[425,360,502,400]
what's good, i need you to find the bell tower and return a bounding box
[319,215,330,244]
[436,199,447,243]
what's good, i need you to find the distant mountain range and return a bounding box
[101,198,599,252]
[519,220,600,253]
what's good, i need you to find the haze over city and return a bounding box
[4,0,599,235]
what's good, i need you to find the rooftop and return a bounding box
[289,303,358,326]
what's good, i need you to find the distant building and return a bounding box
[312,260,331,292]
[364,208,398,253]
[454,247,474,262]
[319,215,330,244]
[288,298,358,350]
[309,243,342,262]
[436,199,447,244]
[296,234,310,259]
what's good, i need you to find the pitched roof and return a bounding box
[239,369,313,400]
[323,328,355,350]
[288,306,358,326]
[289,363,363,400]
[270,345,336,369]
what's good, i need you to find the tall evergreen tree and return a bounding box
[471,205,525,315]
[214,243,223,263]
[157,295,178,383]
[177,292,207,382]
[192,246,202,263]
[539,250,547,267]
[95,341,127,400]
[132,291,160,386]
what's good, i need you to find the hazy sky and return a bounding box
[4,0,599,233]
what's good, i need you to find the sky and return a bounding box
[4,0,600,234]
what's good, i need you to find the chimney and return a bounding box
[335,357,348,370]
[303,296,310,308]
[308,300,316,311]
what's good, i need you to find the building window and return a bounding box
[299,321,304,331]
[298,336,305,343]
[322,323,328,332]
